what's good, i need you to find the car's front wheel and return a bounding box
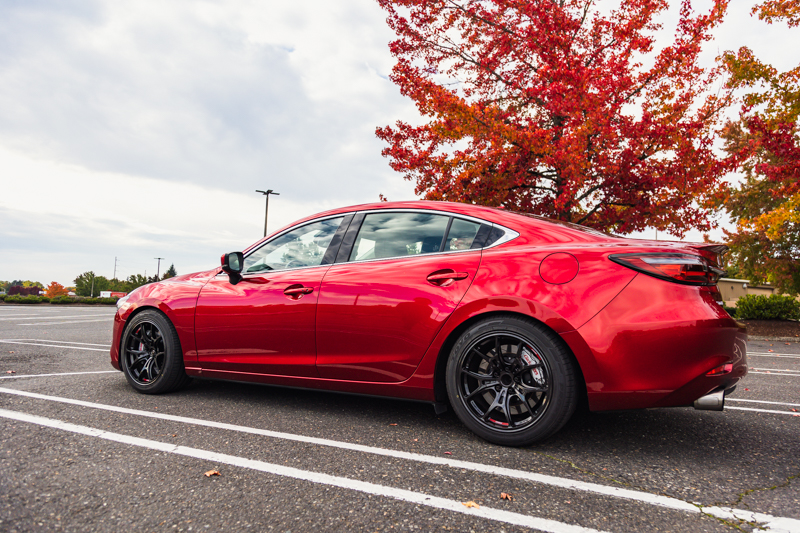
[120,310,190,394]
[446,316,578,446]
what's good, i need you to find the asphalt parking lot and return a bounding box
[0,304,798,532]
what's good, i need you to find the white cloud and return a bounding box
[0,0,794,284]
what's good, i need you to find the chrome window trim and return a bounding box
[341,208,519,266]
[236,208,519,273]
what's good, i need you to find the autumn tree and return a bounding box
[45,282,69,298]
[376,0,732,236]
[720,0,800,294]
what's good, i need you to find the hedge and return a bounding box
[734,294,800,321]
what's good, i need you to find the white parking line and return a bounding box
[0,341,109,352]
[19,319,112,326]
[727,399,800,408]
[751,368,800,373]
[749,371,800,377]
[0,314,112,321]
[0,371,117,380]
[0,387,796,530]
[0,408,606,533]
[727,406,800,416]
[1,339,112,347]
[749,353,800,358]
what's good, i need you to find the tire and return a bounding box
[120,310,191,394]
[446,316,578,446]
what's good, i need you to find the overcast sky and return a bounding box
[0,0,795,286]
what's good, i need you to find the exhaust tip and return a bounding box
[694,389,725,411]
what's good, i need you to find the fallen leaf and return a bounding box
[500,492,513,501]
[768,349,774,352]
[791,409,798,412]
[444,451,452,455]
[204,470,220,477]
[413,439,418,442]
[787,343,792,345]
[389,423,397,426]
[462,501,479,508]
[769,344,773,346]
[744,388,750,391]
[5,370,15,374]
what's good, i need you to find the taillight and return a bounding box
[609,253,725,286]
[706,363,733,376]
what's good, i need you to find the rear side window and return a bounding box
[350,212,449,261]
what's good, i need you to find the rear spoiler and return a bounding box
[686,243,728,268]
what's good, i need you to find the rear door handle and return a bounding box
[426,270,469,287]
[284,285,314,299]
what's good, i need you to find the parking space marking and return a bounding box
[749,371,800,377]
[749,353,800,358]
[727,406,800,416]
[1,339,111,347]
[0,340,109,352]
[0,408,607,533]
[19,319,113,326]
[728,399,800,408]
[0,314,112,321]
[0,371,117,380]
[1,387,797,530]
[751,368,800,373]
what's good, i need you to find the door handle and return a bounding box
[426,270,469,287]
[284,285,313,299]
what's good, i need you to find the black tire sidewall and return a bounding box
[446,316,577,446]
[120,310,186,394]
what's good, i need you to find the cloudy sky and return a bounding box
[0,0,795,286]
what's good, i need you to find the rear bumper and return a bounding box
[564,274,748,411]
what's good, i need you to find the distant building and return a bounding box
[718,278,776,307]
[99,291,127,298]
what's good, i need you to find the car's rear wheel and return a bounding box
[120,310,190,394]
[446,316,578,446]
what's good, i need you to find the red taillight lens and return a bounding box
[609,253,725,286]
[706,363,733,376]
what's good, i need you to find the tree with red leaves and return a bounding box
[719,0,800,294]
[376,0,732,236]
[45,282,69,298]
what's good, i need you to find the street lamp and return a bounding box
[256,189,280,237]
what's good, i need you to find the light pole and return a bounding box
[256,189,280,237]
[154,257,165,280]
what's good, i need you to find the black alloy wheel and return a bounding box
[446,316,578,446]
[120,310,190,394]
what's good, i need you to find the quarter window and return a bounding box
[444,218,482,251]
[243,217,344,273]
[349,212,450,261]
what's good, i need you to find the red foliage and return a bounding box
[376,0,733,236]
[45,282,69,298]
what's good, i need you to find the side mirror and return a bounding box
[220,252,244,284]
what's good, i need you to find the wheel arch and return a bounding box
[432,310,588,410]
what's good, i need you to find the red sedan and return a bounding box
[111,201,747,446]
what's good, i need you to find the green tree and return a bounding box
[162,264,177,280]
[74,272,111,297]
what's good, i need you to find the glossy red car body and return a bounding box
[111,201,747,413]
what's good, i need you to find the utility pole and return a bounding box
[154,257,165,280]
[113,257,118,280]
[90,272,95,298]
[255,189,280,237]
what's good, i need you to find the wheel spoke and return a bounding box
[465,383,498,401]
[461,369,495,381]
